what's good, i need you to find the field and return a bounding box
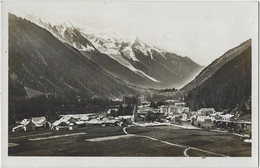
[8,125,251,157]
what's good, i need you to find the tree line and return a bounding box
[9,94,139,124]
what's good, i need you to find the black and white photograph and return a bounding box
[1,1,259,168]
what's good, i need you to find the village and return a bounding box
[8,95,252,157]
[11,95,251,138]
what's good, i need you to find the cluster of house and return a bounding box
[12,113,132,132]
[12,99,250,134]
[12,117,52,132]
[134,101,251,133]
[134,102,236,125]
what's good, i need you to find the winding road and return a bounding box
[123,125,227,157]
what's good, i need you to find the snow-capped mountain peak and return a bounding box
[22,13,203,88]
[134,36,144,45]
[132,36,165,60]
[63,20,75,29]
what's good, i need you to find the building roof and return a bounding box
[102,119,118,124]
[75,121,85,125]
[165,99,178,103]
[199,108,215,111]
[220,114,234,119]
[87,119,103,124]
[31,116,47,127]
[80,116,90,121]
[52,116,72,127]
[197,116,212,119]
[211,112,224,116]
[60,114,94,119]
[20,119,30,126]
[119,115,132,119]
[174,102,185,106]
[12,125,25,132]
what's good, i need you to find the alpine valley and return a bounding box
[9,13,204,100]
[7,4,253,158]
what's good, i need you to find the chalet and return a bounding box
[31,116,51,130]
[198,108,216,116]
[172,114,182,123]
[219,114,234,122]
[159,105,168,114]
[118,115,132,125]
[182,107,190,113]
[52,116,78,131]
[189,114,197,124]
[181,113,188,121]
[196,116,214,129]
[170,102,189,113]
[181,111,192,121]
[75,121,86,127]
[102,119,119,126]
[165,99,178,104]
[190,114,197,120]
[61,114,92,119]
[197,116,213,122]
[138,104,150,108]
[175,107,190,113]
[12,119,31,132]
[138,106,153,114]
[133,114,145,122]
[167,106,174,114]
[210,112,224,120]
[12,125,26,132]
[86,119,103,125]
[12,117,51,132]
[80,115,90,121]
[174,102,185,107]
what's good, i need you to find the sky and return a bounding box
[6,1,257,66]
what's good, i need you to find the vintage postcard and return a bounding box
[1,1,259,167]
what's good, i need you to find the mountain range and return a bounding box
[25,13,203,89]
[9,13,137,100]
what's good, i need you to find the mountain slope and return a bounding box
[81,30,204,88]
[182,39,251,111]
[182,40,251,92]
[25,14,203,89]
[9,13,137,99]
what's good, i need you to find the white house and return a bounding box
[198,108,216,116]
[219,114,234,121]
[197,116,213,122]
[12,119,30,132]
[181,113,188,121]
[167,106,174,114]
[31,116,49,128]
[177,107,190,113]
[159,105,168,114]
[165,99,178,104]
[174,102,185,107]
[12,117,50,132]
[210,112,224,120]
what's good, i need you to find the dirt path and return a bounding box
[183,147,191,157]
[123,125,227,157]
[85,134,135,142]
[29,132,86,141]
[9,132,52,140]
